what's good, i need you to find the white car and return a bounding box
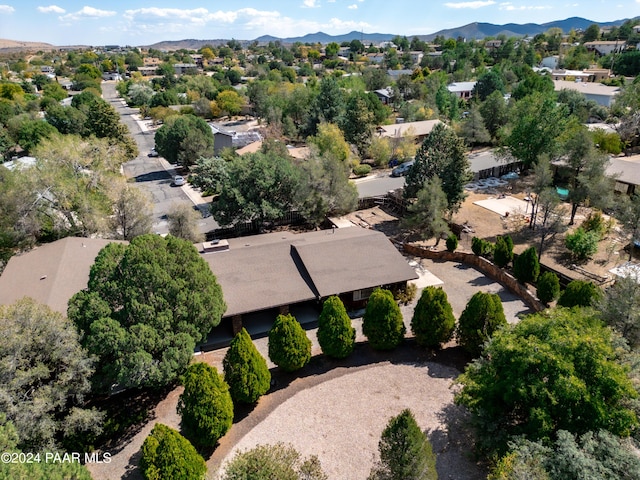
[173,175,185,186]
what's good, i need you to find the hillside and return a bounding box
[0,38,58,52]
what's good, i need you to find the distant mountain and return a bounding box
[414,16,630,41]
[0,38,58,52]
[254,30,395,45]
[144,16,631,50]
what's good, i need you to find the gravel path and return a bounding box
[215,361,485,480]
[86,258,529,480]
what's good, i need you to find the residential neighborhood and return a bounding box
[2,9,640,480]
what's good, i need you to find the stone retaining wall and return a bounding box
[402,243,545,312]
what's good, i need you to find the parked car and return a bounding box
[148,149,159,157]
[173,175,185,186]
[391,160,414,177]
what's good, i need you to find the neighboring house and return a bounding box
[200,226,418,333]
[447,81,477,100]
[606,155,640,195]
[387,69,413,81]
[376,119,443,143]
[551,69,591,81]
[374,88,393,105]
[539,55,559,69]
[0,229,418,338]
[584,41,626,56]
[0,237,126,315]
[173,63,198,75]
[553,80,620,107]
[137,66,158,76]
[366,53,385,64]
[209,124,234,155]
[40,66,55,74]
[485,40,502,51]
[468,149,521,180]
[409,51,424,65]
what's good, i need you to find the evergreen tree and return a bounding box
[316,296,356,359]
[536,272,560,305]
[558,280,601,308]
[268,314,312,372]
[402,177,450,245]
[362,288,406,350]
[445,234,458,252]
[140,423,206,480]
[404,123,471,213]
[411,287,455,349]
[513,246,540,284]
[177,363,233,448]
[493,235,514,268]
[457,292,507,356]
[369,409,438,480]
[223,328,271,404]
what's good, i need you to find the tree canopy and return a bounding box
[67,234,226,392]
[154,114,215,168]
[362,288,406,350]
[404,123,470,212]
[268,313,312,372]
[456,307,638,456]
[316,296,356,359]
[0,298,102,451]
[411,286,456,349]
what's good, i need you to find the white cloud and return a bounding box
[302,0,320,7]
[348,4,358,9]
[37,5,65,14]
[444,1,496,8]
[0,5,15,14]
[499,3,551,10]
[60,6,116,21]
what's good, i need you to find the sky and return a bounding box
[0,0,638,46]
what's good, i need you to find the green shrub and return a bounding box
[558,280,601,308]
[493,235,514,268]
[472,236,493,257]
[445,233,458,252]
[565,227,599,261]
[536,271,560,305]
[316,296,356,359]
[268,314,312,372]
[352,164,372,177]
[222,443,327,480]
[457,291,507,356]
[223,328,271,404]
[513,246,540,284]
[411,286,456,349]
[140,423,206,480]
[581,210,609,239]
[177,363,233,448]
[369,409,437,480]
[362,288,405,350]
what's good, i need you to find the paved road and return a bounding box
[355,171,406,198]
[102,81,218,235]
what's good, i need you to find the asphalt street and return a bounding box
[102,81,219,235]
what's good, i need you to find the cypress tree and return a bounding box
[369,409,438,480]
[223,328,271,404]
[457,291,507,356]
[177,363,233,447]
[411,286,455,349]
[558,280,601,308]
[140,423,206,480]
[317,296,356,359]
[362,288,405,350]
[268,314,312,372]
[513,246,540,284]
[536,271,560,305]
[493,235,514,268]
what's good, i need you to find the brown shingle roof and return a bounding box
[0,237,125,314]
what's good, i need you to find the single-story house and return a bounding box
[606,154,640,195]
[209,124,234,155]
[584,41,626,56]
[0,237,126,315]
[201,227,418,333]
[447,81,477,100]
[0,228,417,336]
[173,63,198,76]
[553,80,620,107]
[374,88,393,105]
[468,149,522,180]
